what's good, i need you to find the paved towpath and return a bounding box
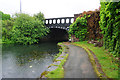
[63,44,98,78]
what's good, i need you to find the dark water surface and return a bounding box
[2,42,59,78]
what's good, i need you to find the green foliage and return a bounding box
[99,2,120,57]
[0,20,2,39]
[69,15,87,41]
[34,12,45,21]
[10,13,49,45]
[0,11,10,20]
[1,11,14,43]
[2,19,14,43]
[0,39,2,44]
[1,12,49,45]
[1,11,11,42]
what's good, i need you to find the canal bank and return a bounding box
[40,42,99,78]
[40,43,69,78]
[40,42,110,79]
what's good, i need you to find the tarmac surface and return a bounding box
[64,44,98,78]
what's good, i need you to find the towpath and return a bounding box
[63,44,98,78]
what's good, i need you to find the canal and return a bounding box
[2,42,59,78]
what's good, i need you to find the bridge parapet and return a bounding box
[45,17,74,30]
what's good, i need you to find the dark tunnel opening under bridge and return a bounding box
[40,28,69,42]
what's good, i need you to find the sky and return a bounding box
[0,0,100,18]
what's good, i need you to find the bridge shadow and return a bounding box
[40,28,69,42]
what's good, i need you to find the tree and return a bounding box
[11,13,49,45]
[0,11,10,20]
[2,20,14,42]
[34,12,45,21]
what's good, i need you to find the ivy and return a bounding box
[99,1,120,57]
[69,15,87,41]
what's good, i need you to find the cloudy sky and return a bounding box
[0,0,100,18]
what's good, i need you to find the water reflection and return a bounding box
[2,42,59,78]
[16,51,48,66]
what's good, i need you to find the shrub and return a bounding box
[10,13,49,45]
[69,15,87,41]
[0,11,10,20]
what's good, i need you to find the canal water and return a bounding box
[2,42,59,78]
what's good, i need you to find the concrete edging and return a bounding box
[40,44,69,78]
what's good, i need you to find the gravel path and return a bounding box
[64,44,98,78]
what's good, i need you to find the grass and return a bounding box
[47,66,64,78]
[57,42,63,45]
[72,41,118,78]
[46,54,68,78]
[41,43,69,78]
[53,48,62,61]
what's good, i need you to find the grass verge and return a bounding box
[46,54,68,78]
[40,43,69,78]
[72,41,118,79]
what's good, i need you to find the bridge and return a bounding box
[45,17,74,30]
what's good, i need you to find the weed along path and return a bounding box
[63,44,98,78]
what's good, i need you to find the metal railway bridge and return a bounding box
[45,17,74,30]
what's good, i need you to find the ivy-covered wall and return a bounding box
[87,11,102,40]
[78,10,102,40]
[70,9,102,42]
[70,2,119,57]
[99,2,120,57]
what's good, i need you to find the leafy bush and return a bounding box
[34,12,45,21]
[69,15,87,41]
[0,20,1,39]
[10,13,49,45]
[99,1,120,57]
[0,11,10,20]
[2,19,14,43]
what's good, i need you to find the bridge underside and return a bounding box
[41,28,69,42]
